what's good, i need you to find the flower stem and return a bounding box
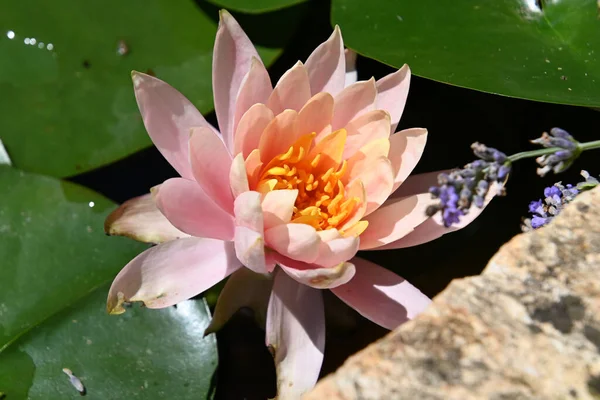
[508,140,600,163]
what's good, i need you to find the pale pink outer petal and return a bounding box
[266,271,325,399]
[104,193,189,244]
[107,237,240,314]
[213,10,262,151]
[353,156,395,216]
[359,193,432,250]
[305,26,346,96]
[229,153,250,198]
[153,178,235,241]
[332,78,377,130]
[379,181,503,250]
[189,127,234,214]
[234,191,266,273]
[262,189,298,229]
[314,236,359,268]
[264,223,321,264]
[376,64,411,133]
[342,110,391,159]
[344,49,358,87]
[233,57,273,135]
[205,268,273,335]
[330,257,431,329]
[389,128,428,192]
[132,72,216,180]
[390,170,446,199]
[297,93,334,139]
[277,255,356,289]
[234,103,274,158]
[267,62,312,115]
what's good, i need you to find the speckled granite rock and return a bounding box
[306,187,600,400]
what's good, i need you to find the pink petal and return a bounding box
[262,189,298,229]
[277,255,356,289]
[314,236,359,268]
[391,170,447,199]
[205,268,273,335]
[345,138,391,183]
[342,110,391,159]
[153,178,235,241]
[352,156,395,216]
[344,49,358,87]
[359,193,432,250]
[330,257,430,329]
[233,57,273,135]
[131,72,216,180]
[245,149,264,189]
[376,64,411,133]
[380,181,503,249]
[266,271,325,399]
[230,153,249,198]
[339,179,367,231]
[332,78,377,130]
[389,128,428,192]
[213,10,262,151]
[189,127,234,214]
[107,237,240,314]
[297,92,334,139]
[234,103,274,158]
[104,193,188,244]
[304,26,345,96]
[264,223,321,264]
[234,191,266,273]
[258,109,299,164]
[267,61,312,115]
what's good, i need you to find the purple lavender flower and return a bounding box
[531,128,581,177]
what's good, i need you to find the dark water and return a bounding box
[69,2,600,398]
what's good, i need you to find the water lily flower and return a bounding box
[105,10,495,399]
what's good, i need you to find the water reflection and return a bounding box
[6,30,15,39]
[6,30,54,51]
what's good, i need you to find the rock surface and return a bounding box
[305,187,600,400]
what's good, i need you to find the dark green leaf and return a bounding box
[0,166,146,351]
[332,0,600,106]
[0,0,302,177]
[0,292,216,400]
[206,0,307,13]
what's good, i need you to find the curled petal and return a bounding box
[266,271,325,399]
[376,64,411,133]
[305,25,346,96]
[314,236,359,268]
[132,72,216,180]
[331,257,430,329]
[262,189,298,229]
[359,193,432,250]
[205,268,273,335]
[234,191,266,273]
[107,237,240,314]
[264,223,321,264]
[153,178,235,241]
[104,193,188,244]
[234,57,273,135]
[332,78,377,130]
[389,128,428,193]
[267,61,311,115]
[213,10,262,151]
[189,127,234,214]
[278,256,356,289]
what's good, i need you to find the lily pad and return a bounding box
[0,0,302,177]
[332,0,600,107]
[0,166,218,398]
[205,0,307,13]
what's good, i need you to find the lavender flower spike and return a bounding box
[531,127,581,177]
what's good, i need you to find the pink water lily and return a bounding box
[105,10,497,399]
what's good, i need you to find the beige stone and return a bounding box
[306,187,600,400]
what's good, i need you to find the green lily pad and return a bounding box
[0,0,302,177]
[332,0,600,107]
[0,292,217,400]
[0,167,218,398]
[205,0,307,13]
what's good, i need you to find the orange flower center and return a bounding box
[256,130,362,231]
